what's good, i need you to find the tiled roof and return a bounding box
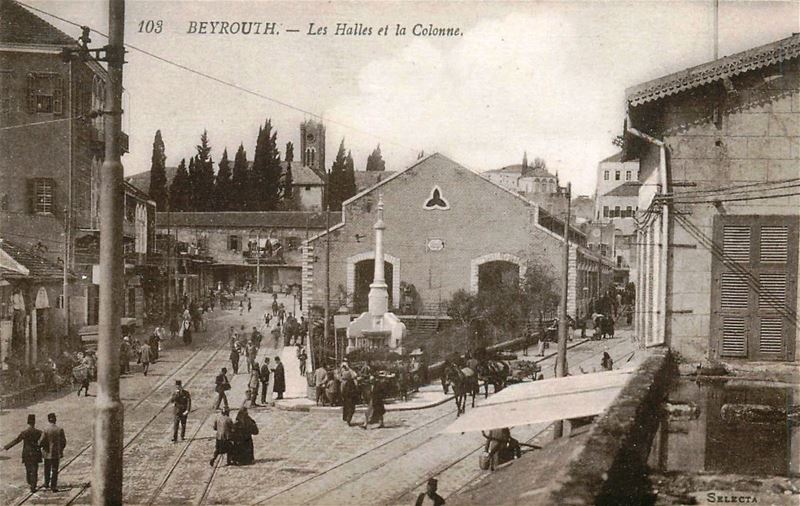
[0,239,68,279]
[155,211,340,229]
[486,164,555,178]
[599,152,624,164]
[0,0,77,46]
[284,162,324,186]
[603,181,642,197]
[627,33,800,106]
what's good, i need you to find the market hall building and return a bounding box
[302,154,614,334]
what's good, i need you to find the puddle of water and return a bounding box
[649,379,798,477]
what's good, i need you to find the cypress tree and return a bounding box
[365,144,386,172]
[187,157,197,211]
[282,141,296,210]
[169,158,191,211]
[327,139,347,211]
[232,144,249,211]
[215,148,233,211]
[251,119,281,210]
[148,130,167,210]
[344,149,357,203]
[193,130,214,211]
[250,124,266,210]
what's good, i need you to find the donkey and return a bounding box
[446,364,480,416]
[477,360,510,398]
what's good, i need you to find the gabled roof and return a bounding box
[599,152,624,164]
[0,0,77,46]
[155,211,339,230]
[0,239,69,279]
[485,164,556,179]
[284,162,324,186]
[627,33,800,106]
[355,170,395,192]
[603,181,642,198]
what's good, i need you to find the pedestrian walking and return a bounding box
[272,300,278,316]
[120,336,131,375]
[251,326,263,348]
[247,297,252,313]
[210,408,233,467]
[362,379,386,430]
[245,341,256,373]
[229,344,240,375]
[3,414,43,493]
[601,352,614,371]
[314,365,327,406]
[140,341,152,376]
[39,413,67,492]
[182,317,193,345]
[214,368,231,411]
[272,356,285,400]
[149,327,162,362]
[259,360,271,404]
[239,299,244,316]
[415,478,446,506]
[264,311,271,326]
[75,353,92,397]
[230,407,259,465]
[171,380,192,442]
[340,363,358,425]
[298,346,307,376]
[248,363,260,407]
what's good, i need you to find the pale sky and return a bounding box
[25,0,800,195]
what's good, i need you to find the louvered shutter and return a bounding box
[53,76,63,114]
[27,179,36,214]
[723,225,750,262]
[718,225,752,357]
[721,317,746,356]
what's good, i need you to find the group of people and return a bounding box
[3,413,67,493]
[210,407,259,466]
[311,360,387,429]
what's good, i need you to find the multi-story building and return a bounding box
[155,211,336,301]
[629,33,799,363]
[0,0,144,342]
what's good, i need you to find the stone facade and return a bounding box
[630,37,800,363]
[304,154,612,321]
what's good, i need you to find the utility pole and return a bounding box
[164,196,171,316]
[255,230,261,292]
[554,182,571,439]
[324,205,332,364]
[94,1,125,503]
[62,205,70,356]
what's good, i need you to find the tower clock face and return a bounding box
[306,133,315,142]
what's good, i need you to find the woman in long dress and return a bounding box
[340,364,358,425]
[231,407,259,465]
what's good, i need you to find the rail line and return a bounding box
[13,335,230,506]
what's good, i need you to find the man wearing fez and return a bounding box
[40,413,67,492]
[3,414,43,492]
[171,380,192,442]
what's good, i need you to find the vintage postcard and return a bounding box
[1,1,798,504]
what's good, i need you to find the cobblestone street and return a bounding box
[1,292,639,505]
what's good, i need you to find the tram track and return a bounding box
[12,331,231,506]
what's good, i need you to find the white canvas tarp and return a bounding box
[443,370,633,434]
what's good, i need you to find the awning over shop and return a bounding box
[442,370,634,434]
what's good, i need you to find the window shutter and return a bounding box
[53,76,63,114]
[27,74,36,113]
[27,179,36,213]
[759,226,788,263]
[720,272,749,309]
[721,316,746,356]
[723,225,750,262]
[759,273,786,312]
[758,317,783,354]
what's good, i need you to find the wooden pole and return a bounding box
[93,1,125,502]
[553,182,571,439]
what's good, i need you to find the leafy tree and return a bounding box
[365,144,386,172]
[327,139,348,211]
[148,130,167,210]
[215,148,233,211]
[168,158,191,211]
[231,144,249,210]
[281,141,296,210]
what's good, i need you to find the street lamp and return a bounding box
[249,229,261,292]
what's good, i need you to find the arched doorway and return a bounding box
[478,260,520,293]
[470,253,526,293]
[353,259,393,313]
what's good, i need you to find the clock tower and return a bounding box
[300,119,326,179]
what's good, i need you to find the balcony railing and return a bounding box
[243,249,284,264]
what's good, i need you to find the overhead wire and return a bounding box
[670,177,800,195]
[14,0,421,155]
[672,212,797,324]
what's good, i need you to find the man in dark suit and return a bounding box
[272,356,285,400]
[39,413,67,492]
[170,380,192,442]
[214,368,230,410]
[259,360,271,404]
[3,414,43,492]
